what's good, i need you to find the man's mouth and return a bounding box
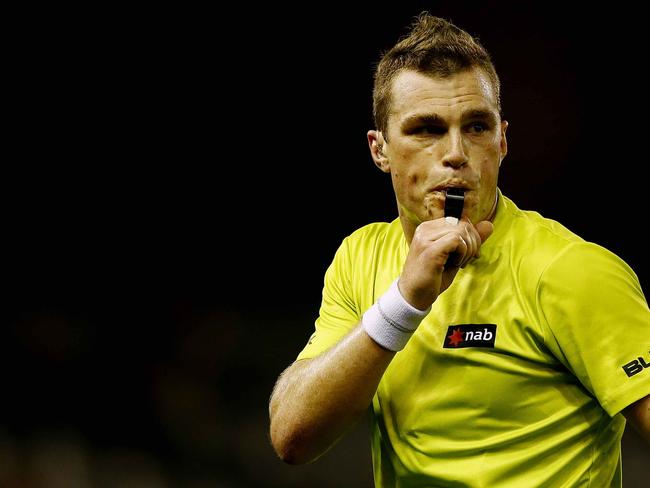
[429,180,474,193]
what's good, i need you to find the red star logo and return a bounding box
[447,328,464,347]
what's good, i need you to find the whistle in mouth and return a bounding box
[444,188,465,225]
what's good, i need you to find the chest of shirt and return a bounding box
[368,257,575,429]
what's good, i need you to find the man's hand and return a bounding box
[398,218,494,310]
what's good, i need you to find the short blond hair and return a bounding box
[373,13,501,137]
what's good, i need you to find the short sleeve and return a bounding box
[296,237,361,360]
[536,241,650,416]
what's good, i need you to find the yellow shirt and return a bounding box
[297,192,650,487]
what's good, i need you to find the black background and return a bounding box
[2,2,648,486]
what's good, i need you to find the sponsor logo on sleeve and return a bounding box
[443,324,497,349]
[622,352,650,377]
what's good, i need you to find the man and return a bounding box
[269,13,649,487]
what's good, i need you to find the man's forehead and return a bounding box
[389,68,498,116]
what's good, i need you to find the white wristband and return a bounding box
[362,279,430,352]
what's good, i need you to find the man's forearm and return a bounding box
[269,324,395,464]
[623,394,650,443]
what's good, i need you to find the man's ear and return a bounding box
[367,130,390,173]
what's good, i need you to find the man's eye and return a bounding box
[467,123,489,134]
[414,125,446,135]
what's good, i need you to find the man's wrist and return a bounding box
[362,279,431,351]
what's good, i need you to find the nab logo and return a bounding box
[622,352,650,378]
[443,324,497,349]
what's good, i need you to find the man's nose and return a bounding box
[442,130,468,168]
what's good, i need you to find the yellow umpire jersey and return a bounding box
[297,191,650,487]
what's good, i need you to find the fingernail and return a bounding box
[445,216,459,226]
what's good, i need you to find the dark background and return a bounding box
[3,2,648,487]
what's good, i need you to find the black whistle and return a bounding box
[444,188,465,220]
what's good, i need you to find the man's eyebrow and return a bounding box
[400,109,497,127]
[400,113,445,126]
[462,109,498,123]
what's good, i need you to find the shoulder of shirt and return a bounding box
[498,194,634,287]
[499,194,583,249]
[332,219,404,274]
[342,218,402,249]
[498,194,602,267]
